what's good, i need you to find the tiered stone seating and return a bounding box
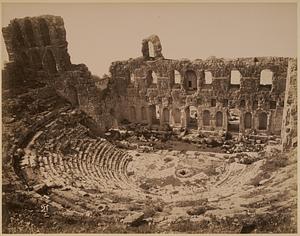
[19,109,138,197]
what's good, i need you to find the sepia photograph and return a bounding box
[1,1,298,234]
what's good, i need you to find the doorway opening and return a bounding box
[228,109,240,132]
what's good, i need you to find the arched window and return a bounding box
[38,18,51,46]
[148,41,155,57]
[260,69,273,85]
[203,110,210,126]
[244,112,252,129]
[174,70,181,84]
[24,19,36,47]
[163,108,169,123]
[258,112,268,130]
[173,108,181,124]
[216,111,223,127]
[146,70,157,86]
[230,70,241,85]
[43,50,57,74]
[130,106,136,121]
[205,71,213,84]
[185,70,197,90]
[141,107,147,121]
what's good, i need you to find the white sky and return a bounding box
[1,3,297,77]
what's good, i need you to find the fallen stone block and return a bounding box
[122,212,145,226]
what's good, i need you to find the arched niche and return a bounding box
[244,112,252,129]
[185,70,197,90]
[188,106,198,128]
[258,112,268,130]
[162,108,170,123]
[173,108,181,124]
[216,111,223,127]
[203,110,210,126]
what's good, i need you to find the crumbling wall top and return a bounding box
[141,34,163,60]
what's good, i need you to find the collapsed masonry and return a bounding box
[2,15,297,150]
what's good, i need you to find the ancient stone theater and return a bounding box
[2,15,297,233]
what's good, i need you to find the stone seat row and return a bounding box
[20,113,137,191]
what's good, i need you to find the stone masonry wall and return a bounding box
[2,16,296,139]
[2,15,120,134]
[281,59,297,149]
[110,35,290,136]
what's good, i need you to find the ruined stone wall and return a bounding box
[2,15,119,133]
[2,17,295,137]
[2,15,71,73]
[281,59,297,149]
[110,35,289,136]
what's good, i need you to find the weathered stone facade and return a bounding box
[2,15,296,139]
[110,35,290,137]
